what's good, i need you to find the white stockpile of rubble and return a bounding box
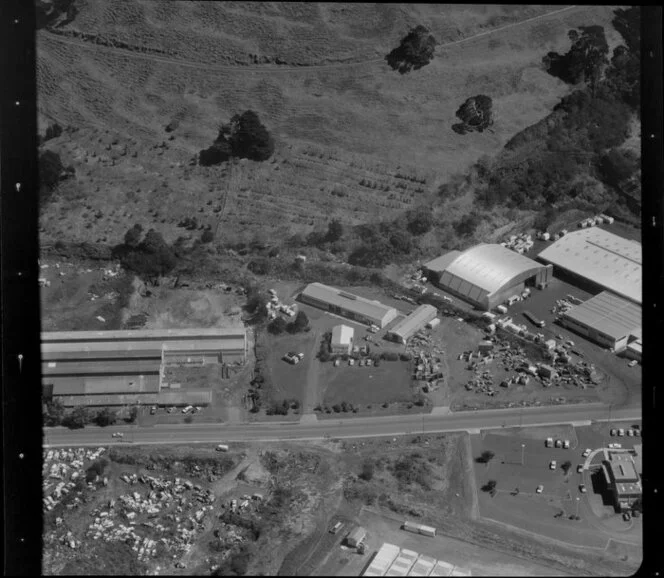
[43,447,106,512]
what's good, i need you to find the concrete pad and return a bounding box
[299,413,318,424]
[431,406,451,416]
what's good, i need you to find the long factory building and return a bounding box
[538,227,641,304]
[41,327,246,407]
[423,244,552,311]
[299,283,399,328]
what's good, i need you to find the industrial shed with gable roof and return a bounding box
[423,244,552,310]
[560,290,641,352]
[331,324,354,354]
[387,304,438,344]
[298,283,398,328]
[538,227,641,304]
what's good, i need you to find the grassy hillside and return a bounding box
[37,3,623,246]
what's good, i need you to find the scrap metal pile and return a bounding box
[406,330,445,391]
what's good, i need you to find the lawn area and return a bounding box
[319,360,413,407]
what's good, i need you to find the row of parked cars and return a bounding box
[610,427,641,437]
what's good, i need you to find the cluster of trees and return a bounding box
[114,225,177,283]
[386,25,437,73]
[452,95,494,134]
[85,458,109,483]
[244,285,268,324]
[199,110,274,166]
[46,404,125,429]
[474,11,640,216]
[476,450,495,464]
[266,310,310,335]
[481,480,497,496]
[543,26,609,93]
[265,399,300,416]
[347,210,431,269]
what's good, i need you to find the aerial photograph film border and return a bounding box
[0,2,661,577]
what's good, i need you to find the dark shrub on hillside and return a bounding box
[386,25,437,73]
[454,95,494,133]
[267,317,288,335]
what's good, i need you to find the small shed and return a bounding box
[346,525,367,548]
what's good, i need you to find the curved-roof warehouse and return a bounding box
[429,244,548,308]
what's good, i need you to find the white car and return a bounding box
[582,449,592,457]
[626,429,634,436]
[563,440,570,449]
[617,429,625,436]
[550,460,557,470]
[628,360,638,367]
[579,484,587,493]
[577,464,583,473]
[111,432,124,438]
[182,405,194,414]
[610,429,617,436]
[536,485,544,494]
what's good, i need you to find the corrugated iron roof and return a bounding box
[538,227,641,304]
[388,305,437,341]
[442,244,545,296]
[42,327,246,342]
[563,291,641,340]
[301,283,397,324]
[331,324,354,346]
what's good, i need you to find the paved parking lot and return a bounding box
[471,423,643,550]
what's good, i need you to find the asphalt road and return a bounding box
[43,402,640,448]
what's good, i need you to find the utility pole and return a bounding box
[521,443,526,466]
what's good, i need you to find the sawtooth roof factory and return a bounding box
[538,227,641,304]
[42,327,246,407]
[423,244,552,311]
[298,283,398,328]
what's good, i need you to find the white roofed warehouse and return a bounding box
[423,245,552,310]
[538,227,641,304]
[560,291,641,352]
[298,283,398,328]
[331,324,354,355]
[387,305,438,344]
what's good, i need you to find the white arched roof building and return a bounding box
[424,244,552,310]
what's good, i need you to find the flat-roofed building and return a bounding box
[602,453,642,511]
[299,283,398,328]
[331,324,354,355]
[560,291,641,352]
[538,227,641,304]
[423,245,552,310]
[387,305,438,344]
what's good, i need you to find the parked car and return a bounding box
[167,406,176,414]
[329,521,344,534]
[348,358,355,366]
[628,360,638,367]
[579,484,587,493]
[582,448,592,457]
[565,340,575,347]
[633,429,641,437]
[626,429,634,436]
[617,429,625,436]
[545,437,554,448]
[182,405,194,414]
[536,485,544,494]
[296,352,304,360]
[550,460,557,470]
[623,512,631,521]
[150,406,157,415]
[111,432,124,438]
[610,429,617,436]
[555,439,563,448]
[563,440,570,449]
[577,464,583,473]
[216,444,229,452]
